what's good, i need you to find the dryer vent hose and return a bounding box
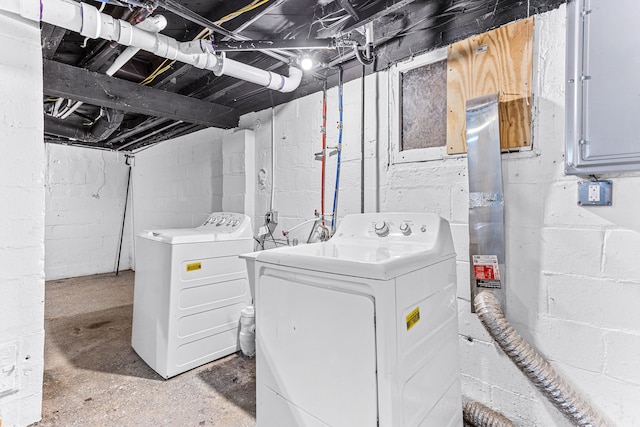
[463,401,516,427]
[474,291,609,427]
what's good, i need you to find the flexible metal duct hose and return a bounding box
[463,401,516,427]
[474,291,609,427]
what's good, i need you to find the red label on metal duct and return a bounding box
[472,255,500,280]
[474,265,497,280]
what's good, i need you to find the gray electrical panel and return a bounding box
[565,0,640,175]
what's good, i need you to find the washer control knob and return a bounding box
[217,217,226,226]
[374,220,389,237]
[400,222,411,236]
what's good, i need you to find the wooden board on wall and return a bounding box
[447,18,533,154]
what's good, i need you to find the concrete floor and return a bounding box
[32,271,256,427]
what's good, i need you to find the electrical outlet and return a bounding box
[578,180,612,206]
[267,210,278,224]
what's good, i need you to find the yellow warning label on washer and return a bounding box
[406,307,420,331]
[186,262,201,272]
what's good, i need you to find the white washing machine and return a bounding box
[132,212,253,379]
[252,213,462,427]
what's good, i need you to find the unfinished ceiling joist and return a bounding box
[317,0,416,38]
[26,0,567,150]
[4,0,303,94]
[336,0,360,21]
[41,23,67,60]
[43,59,239,129]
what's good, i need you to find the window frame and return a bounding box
[390,48,448,164]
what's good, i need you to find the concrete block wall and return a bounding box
[45,118,227,276]
[45,145,133,280]
[0,12,45,427]
[222,129,255,215]
[131,127,225,265]
[235,4,639,425]
[239,99,323,242]
[238,78,377,244]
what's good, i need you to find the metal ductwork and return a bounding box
[463,400,516,427]
[475,291,609,427]
[466,93,506,312]
[1,0,303,93]
[44,108,125,143]
[465,93,608,426]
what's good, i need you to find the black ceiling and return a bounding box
[41,0,564,152]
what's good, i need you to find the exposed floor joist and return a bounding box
[43,59,239,129]
[41,23,67,60]
[39,0,567,150]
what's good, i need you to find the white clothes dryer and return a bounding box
[252,213,462,427]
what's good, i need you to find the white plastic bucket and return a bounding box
[239,305,256,357]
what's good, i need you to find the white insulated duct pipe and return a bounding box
[60,15,168,119]
[1,0,302,93]
[219,56,302,92]
[105,46,142,75]
[106,15,169,75]
[181,40,303,92]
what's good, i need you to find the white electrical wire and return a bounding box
[283,218,319,235]
[270,107,276,212]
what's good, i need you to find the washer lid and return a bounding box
[138,212,253,244]
[255,213,455,280]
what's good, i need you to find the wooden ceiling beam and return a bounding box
[43,59,239,129]
[41,23,67,60]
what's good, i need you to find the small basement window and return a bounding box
[391,48,448,163]
[390,18,534,164]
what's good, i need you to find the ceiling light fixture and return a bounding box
[300,56,314,71]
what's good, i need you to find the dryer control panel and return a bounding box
[373,220,418,237]
[333,213,448,246]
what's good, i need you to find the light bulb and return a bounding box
[300,57,313,71]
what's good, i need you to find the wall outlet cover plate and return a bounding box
[577,180,613,206]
